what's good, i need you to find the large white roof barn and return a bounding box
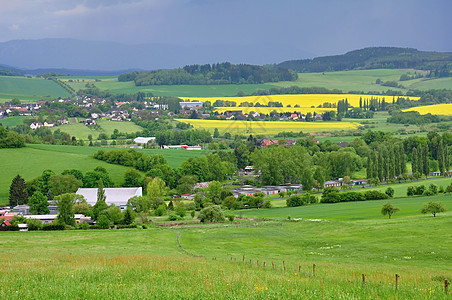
[76,187,142,208]
[134,137,156,144]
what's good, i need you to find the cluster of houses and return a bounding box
[0,187,143,231]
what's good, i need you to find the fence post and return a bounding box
[313,264,316,277]
[395,274,399,290]
[243,255,245,263]
[362,274,366,285]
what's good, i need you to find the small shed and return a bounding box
[18,224,28,231]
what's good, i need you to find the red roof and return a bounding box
[3,220,11,226]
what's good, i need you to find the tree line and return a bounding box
[118,63,297,86]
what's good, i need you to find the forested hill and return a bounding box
[118,63,298,86]
[0,64,23,76]
[278,47,452,74]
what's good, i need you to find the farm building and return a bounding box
[24,214,87,224]
[162,145,202,150]
[180,102,203,109]
[324,180,342,188]
[76,187,142,210]
[134,137,156,144]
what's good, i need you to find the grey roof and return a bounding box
[76,187,142,206]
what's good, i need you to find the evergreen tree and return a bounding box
[9,174,28,206]
[123,207,135,225]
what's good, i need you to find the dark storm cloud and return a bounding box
[0,0,450,61]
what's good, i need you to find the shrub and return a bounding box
[222,196,237,210]
[286,195,303,207]
[190,210,195,218]
[415,185,425,195]
[446,184,452,193]
[168,213,179,221]
[79,222,90,230]
[407,186,416,196]
[186,202,196,211]
[42,223,65,231]
[225,214,235,222]
[175,202,187,217]
[262,201,272,208]
[363,190,389,200]
[385,187,394,198]
[428,184,438,195]
[97,215,111,229]
[6,224,19,231]
[321,187,341,203]
[198,205,225,223]
[26,219,42,231]
[154,204,167,216]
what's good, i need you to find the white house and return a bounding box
[76,187,142,210]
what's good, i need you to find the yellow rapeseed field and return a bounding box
[183,94,419,111]
[176,119,361,135]
[214,106,334,115]
[403,104,452,116]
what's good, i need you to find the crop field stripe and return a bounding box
[403,103,452,116]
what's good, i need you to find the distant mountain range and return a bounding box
[0,38,313,73]
[277,47,452,73]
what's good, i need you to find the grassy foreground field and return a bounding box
[0,76,71,102]
[1,198,451,299]
[0,144,210,205]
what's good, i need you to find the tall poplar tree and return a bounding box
[412,148,418,176]
[422,143,429,178]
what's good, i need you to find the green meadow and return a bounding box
[1,194,451,299]
[61,69,452,98]
[1,70,450,103]
[50,119,144,141]
[0,144,210,206]
[0,76,70,102]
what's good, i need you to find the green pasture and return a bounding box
[62,69,451,98]
[0,76,71,102]
[405,77,452,90]
[0,116,28,128]
[62,76,278,97]
[242,193,452,220]
[1,204,451,298]
[51,119,144,140]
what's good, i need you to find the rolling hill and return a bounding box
[278,47,452,73]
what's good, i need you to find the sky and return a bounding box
[0,0,451,63]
